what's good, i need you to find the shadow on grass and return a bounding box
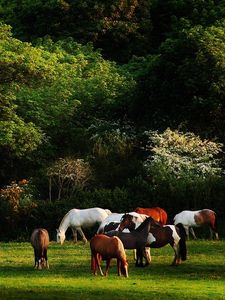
[1,259,225,280]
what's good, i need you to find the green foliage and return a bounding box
[0,0,153,62]
[0,24,134,186]
[130,23,225,137]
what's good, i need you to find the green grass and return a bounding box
[1,240,225,299]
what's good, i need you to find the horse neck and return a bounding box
[134,218,151,233]
[59,213,71,233]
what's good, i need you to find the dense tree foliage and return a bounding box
[1,1,225,239]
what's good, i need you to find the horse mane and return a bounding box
[134,216,154,232]
[59,209,75,229]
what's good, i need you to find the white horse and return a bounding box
[97,212,147,234]
[56,207,112,244]
[173,209,218,240]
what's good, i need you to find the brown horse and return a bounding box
[90,234,128,277]
[173,209,219,240]
[119,214,187,266]
[134,207,168,225]
[31,228,49,269]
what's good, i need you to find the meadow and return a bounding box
[1,240,225,300]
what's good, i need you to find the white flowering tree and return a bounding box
[144,128,223,182]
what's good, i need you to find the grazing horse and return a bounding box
[134,207,168,225]
[90,234,128,277]
[31,228,49,270]
[173,209,219,240]
[97,212,147,234]
[56,207,112,244]
[106,217,153,267]
[119,214,187,266]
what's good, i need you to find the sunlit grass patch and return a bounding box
[1,240,225,299]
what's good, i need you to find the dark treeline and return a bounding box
[1,0,225,240]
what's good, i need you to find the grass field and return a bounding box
[1,240,225,299]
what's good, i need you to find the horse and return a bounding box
[106,217,153,267]
[56,207,112,244]
[100,214,151,264]
[31,228,49,270]
[134,207,168,225]
[118,214,187,266]
[90,234,128,277]
[97,211,147,234]
[103,222,121,233]
[173,209,219,240]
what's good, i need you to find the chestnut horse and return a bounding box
[31,228,49,269]
[119,214,187,266]
[134,207,168,225]
[173,209,219,240]
[90,234,128,277]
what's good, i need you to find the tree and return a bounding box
[47,158,93,201]
[144,128,223,181]
[128,23,225,142]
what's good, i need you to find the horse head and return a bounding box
[56,229,66,245]
[118,214,136,232]
[121,259,129,277]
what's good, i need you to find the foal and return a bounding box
[90,234,128,277]
[31,228,49,269]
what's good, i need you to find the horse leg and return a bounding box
[143,247,151,266]
[136,248,144,267]
[34,250,37,268]
[76,227,87,244]
[91,253,97,275]
[105,258,112,276]
[96,254,104,276]
[133,249,137,261]
[189,227,197,239]
[171,244,180,266]
[44,249,49,269]
[209,227,219,240]
[117,259,121,276]
[71,228,78,243]
[184,226,190,240]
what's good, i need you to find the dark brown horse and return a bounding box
[31,228,49,269]
[119,214,187,266]
[106,217,153,267]
[173,209,219,240]
[90,234,128,277]
[134,207,168,225]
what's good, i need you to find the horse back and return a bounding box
[31,228,49,250]
[134,207,167,225]
[174,210,197,226]
[90,234,123,258]
[148,225,177,248]
[69,207,110,227]
[195,209,216,226]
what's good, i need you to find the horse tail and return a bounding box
[176,223,187,261]
[155,207,168,225]
[211,211,219,239]
[213,211,218,230]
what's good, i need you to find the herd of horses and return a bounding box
[31,206,219,277]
